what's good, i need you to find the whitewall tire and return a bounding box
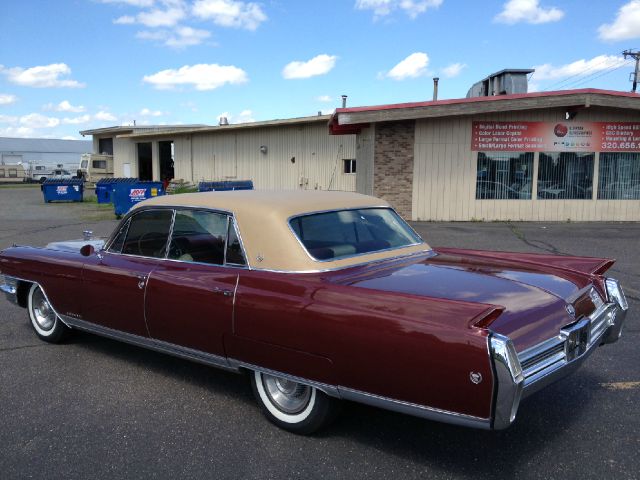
[27,283,69,343]
[250,370,340,434]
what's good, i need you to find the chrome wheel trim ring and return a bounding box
[261,373,312,415]
[32,287,56,331]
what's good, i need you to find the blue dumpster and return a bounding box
[112,181,165,217]
[42,179,84,203]
[95,178,138,204]
[198,180,254,192]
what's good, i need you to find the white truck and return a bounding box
[29,165,75,183]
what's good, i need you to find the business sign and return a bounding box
[471,121,640,152]
[56,186,68,195]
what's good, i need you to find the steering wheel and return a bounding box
[137,232,158,256]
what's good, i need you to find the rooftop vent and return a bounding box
[466,69,534,98]
[219,116,229,126]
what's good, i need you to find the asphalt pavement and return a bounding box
[0,186,638,479]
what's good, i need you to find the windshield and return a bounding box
[289,208,423,261]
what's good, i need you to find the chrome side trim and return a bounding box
[61,316,239,373]
[337,387,491,430]
[227,360,340,398]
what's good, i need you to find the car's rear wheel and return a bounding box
[27,283,70,343]
[250,370,340,434]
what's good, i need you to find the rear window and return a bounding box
[289,208,423,261]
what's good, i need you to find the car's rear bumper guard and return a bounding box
[491,292,628,429]
[0,275,19,305]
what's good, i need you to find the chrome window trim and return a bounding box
[105,205,250,270]
[162,209,177,260]
[286,206,426,264]
[246,249,435,274]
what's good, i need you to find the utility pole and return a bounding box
[623,49,640,93]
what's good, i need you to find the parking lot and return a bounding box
[0,186,638,480]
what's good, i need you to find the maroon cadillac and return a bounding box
[0,191,629,434]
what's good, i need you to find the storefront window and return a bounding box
[476,152,533,199]
[537,152,594,200]
[598,153,640,200]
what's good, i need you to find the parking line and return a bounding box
[599,381,640,391]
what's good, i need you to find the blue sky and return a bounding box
[0,0,638,139]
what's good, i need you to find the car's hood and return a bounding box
[329,251,592,351]
[46,238,106,253]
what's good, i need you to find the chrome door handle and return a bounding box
[213,287,233,297]
[136,274,148,290]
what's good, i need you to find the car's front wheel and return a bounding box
[27,283,70,343]
[250,370,339,434]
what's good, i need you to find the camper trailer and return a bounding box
[77,153,114,183]
[0,164,26,183]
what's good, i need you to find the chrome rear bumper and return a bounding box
[491,279,629,430]
[1,275,19,304]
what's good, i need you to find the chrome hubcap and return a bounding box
[32,288,56,331]
[262,374,311,414]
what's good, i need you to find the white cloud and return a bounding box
[355,0,442,19]
[386,52,429,80]
[62,114,92,125]
[441,62,466,78]
[0,126,35,137]
[316,95,333,103]
[94,111,118,121]
[100,0,154,6]
[282,54,337,79]
[0,114,18,123]
[137,26,211,47]
[137,7,186,27]
[114,15,136,24]
[598,0,640,41]
[533,54,627,80]
[143,63,248,90]
[0,63,85,88]
[139,108,164,116]
[0,94,17,105]
[495,0,564,24]
[44,100,86,113]
[192,0,267,30]
[19,113,60,128]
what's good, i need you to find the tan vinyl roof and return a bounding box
[134,190,430,272]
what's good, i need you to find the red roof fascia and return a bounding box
[333,89,639,115]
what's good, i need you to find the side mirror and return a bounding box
[80,244,95,257]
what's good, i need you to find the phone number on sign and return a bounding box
[601,142,638,150]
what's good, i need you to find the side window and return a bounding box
[168,210,228,265]
[108,219,131,253]
[121,209,173,258]
[226,219,246,266]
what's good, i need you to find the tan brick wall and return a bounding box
[373,121,415,219]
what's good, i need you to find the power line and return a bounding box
[541,55,623,91]
[564,60,633,89]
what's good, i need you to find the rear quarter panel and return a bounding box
[232,270,495,419]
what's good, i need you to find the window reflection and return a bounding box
[537,152,594,200]
[476,152,533,200]
[598,153,640,200]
